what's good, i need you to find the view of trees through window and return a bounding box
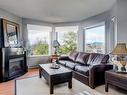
[85,25,105,54]
[56,26,78,55]
[27,25,51,56]
[27,24,105,56]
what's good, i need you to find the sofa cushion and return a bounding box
[87,53,109,65]
[59,60,67,66]
[59,60,74,66]
[75,65,89,76]
[65,61,77,70]
[68,51,79,61]
[75,52,90,65]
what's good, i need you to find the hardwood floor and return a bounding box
[0,68,39,95]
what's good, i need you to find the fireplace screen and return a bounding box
[9,58,24,77]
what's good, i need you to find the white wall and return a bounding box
[116,0,127,44]
[27,56,51,68]
[109,0,127,45]
[0,8,22,24]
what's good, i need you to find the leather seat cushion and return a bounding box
[75,52,90,65]
[65,61,77,70]
[75,65,89,76]
[59,60,67,66]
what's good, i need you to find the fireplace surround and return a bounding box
[0,19,28,82]
[9,57,25,78]
[0,48,28,82]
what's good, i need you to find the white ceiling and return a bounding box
[0,0,116,23]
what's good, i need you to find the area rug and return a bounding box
[15,76,126,95]
[16,76,102,95]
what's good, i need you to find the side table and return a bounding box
[105,70,127,92]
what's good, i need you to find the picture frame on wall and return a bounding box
[2,19,20,47]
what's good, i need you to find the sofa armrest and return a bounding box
[59,56,70,60]
[89,64,113,88]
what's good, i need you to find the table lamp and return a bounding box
[111,43,127,71]
[53,40,60,54]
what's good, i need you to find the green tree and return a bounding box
[34,43,49,55]
[28,40,49,55]
[58,32,77,55]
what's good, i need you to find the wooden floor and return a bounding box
[0,68,39,95]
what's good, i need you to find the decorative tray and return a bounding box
[50,64,60,69]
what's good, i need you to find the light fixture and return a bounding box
[53,40,60,54]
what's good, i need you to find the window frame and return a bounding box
[83,23,106,54]
[55,26,78,55]
[27,25,52,56]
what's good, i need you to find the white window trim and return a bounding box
[27,25,52,56]
[27,25,80,56]
[55,26,79,55]
[83,22,106,54]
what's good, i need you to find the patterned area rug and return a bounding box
[16,76,126,95]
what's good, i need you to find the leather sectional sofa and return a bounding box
[58,51,113,88]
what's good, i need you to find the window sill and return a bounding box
[27,55,50,58]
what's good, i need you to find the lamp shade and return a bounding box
[53,40,60,48]
[112,43,127,55]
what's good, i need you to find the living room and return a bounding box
[0,0,127,95]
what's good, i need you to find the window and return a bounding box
[55,26,78,55]
[27,24,52,56]
[84,25,105,54]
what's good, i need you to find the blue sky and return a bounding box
[85,25,105,44]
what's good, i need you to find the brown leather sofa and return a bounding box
[58,51,113,89]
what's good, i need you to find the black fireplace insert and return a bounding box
[0,48,28,82]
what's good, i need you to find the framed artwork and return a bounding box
[3,19,20,47]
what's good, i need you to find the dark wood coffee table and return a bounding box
[105,70,127,92]
[39,63,72,94]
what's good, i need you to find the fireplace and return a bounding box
[9,57,25,78]
[0,48,28,82]
[0,19,28,82]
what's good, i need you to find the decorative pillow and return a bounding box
[75,52,90,65]
[101,55,109,64]
[68,51,79,61]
